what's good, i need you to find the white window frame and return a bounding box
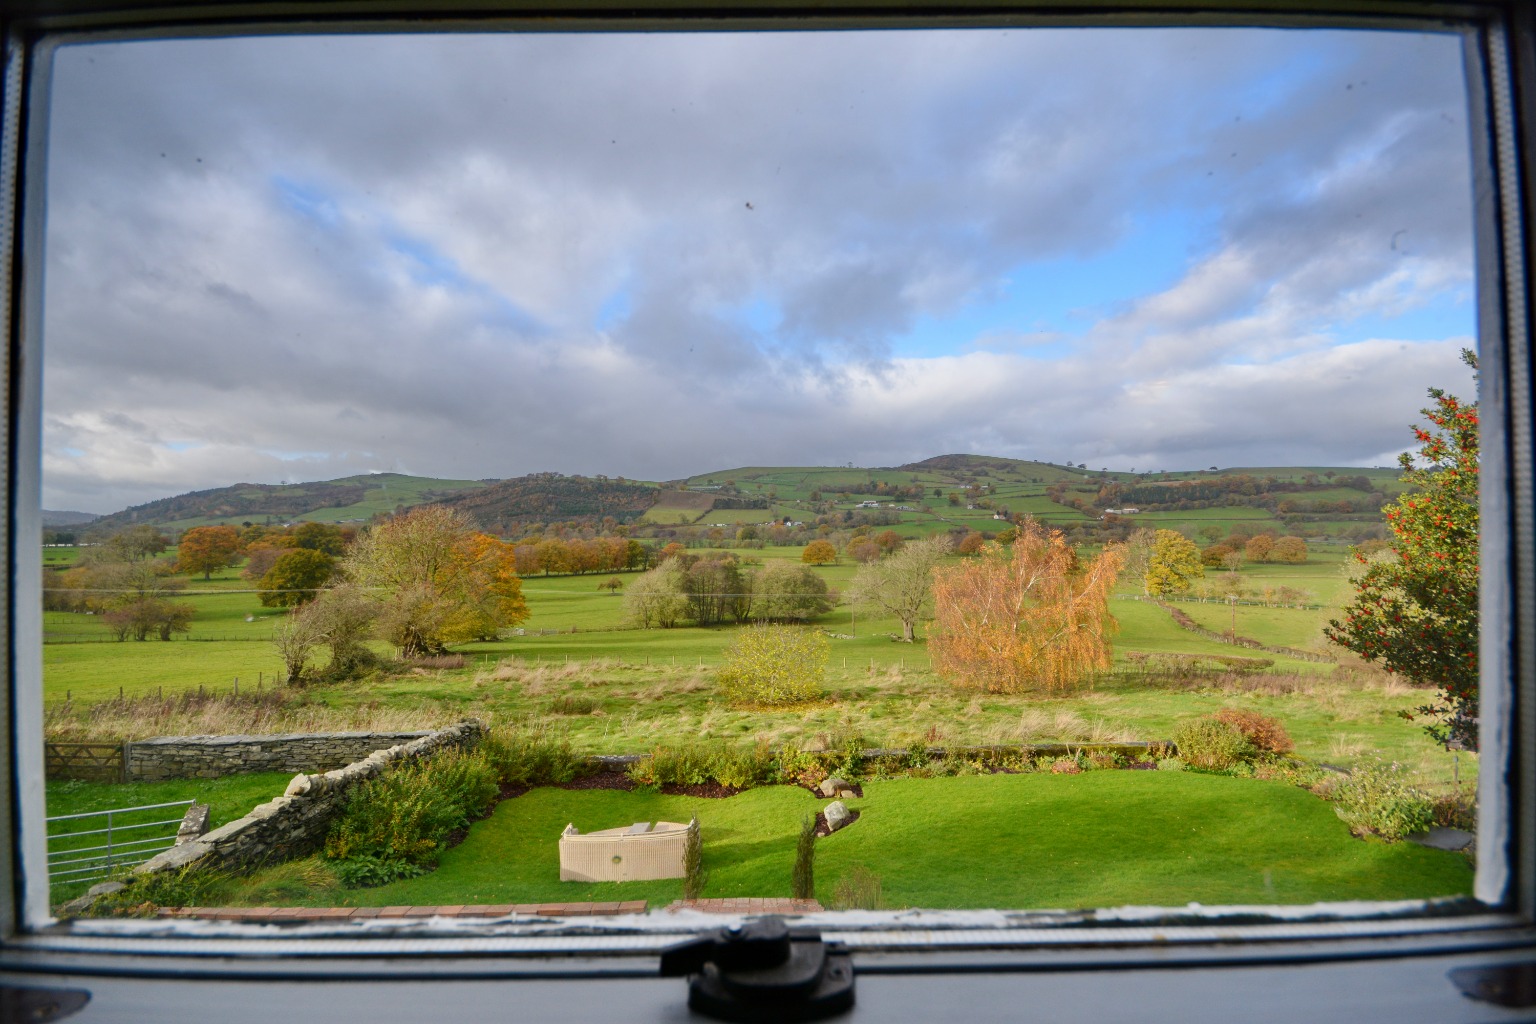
[0,1,1532,1017]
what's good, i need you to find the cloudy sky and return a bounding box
[40,27,1478,514]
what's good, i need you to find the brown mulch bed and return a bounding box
[812,809,859,838]
[500,770,746,799]
[659,782,743,798]
[557,770,635,791]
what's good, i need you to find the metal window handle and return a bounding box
[660,916,855,1022]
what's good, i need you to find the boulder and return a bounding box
[824,800,852,833]
[817,777,846,798]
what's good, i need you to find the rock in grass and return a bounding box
[818,777,846,798]
[824,800,852,832]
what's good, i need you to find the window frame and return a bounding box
[0,0,1532,993]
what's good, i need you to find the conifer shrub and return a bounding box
[792,815,816,900]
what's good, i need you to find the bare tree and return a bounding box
[846,535,949,642]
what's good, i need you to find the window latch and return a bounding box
[659,915,855,1022]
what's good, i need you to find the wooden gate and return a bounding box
[45,742,124,782]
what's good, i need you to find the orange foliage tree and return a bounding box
[176,525,242,579]
[345,505,529,656]
[928,521,1123,693]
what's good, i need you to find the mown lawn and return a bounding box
[220,771,1472,910]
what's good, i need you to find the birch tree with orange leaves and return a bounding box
[928,520,1123,693]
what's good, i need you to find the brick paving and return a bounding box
[159,901,649,922]
[666,898,823,914]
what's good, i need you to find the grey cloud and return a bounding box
[40,28,1477,511]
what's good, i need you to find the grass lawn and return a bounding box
[816,773,1471,908]
[220,771,1471,910]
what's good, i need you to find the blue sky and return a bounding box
[40,28,1478,512]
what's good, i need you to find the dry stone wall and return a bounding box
[123,730,445,781]
[134,720,485,879]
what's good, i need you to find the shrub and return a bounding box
[1050,758,1082,775]
[1172,717,1253,770]
[324,747,500,875]
[628,743,778,789]
[483,731,586,788]
[1212,707,1295,754]
[628,745,710,787]
[86,865,231,917]
[776,747,829,789]
[1431,791,1476,830]
[332,852,427,888]
[716,624,827,706]
[1332,757,1434,841]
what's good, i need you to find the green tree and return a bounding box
[750,564,833,622]
[1326,352,1478,750]
[1145,529,1204,596]
[258,548,336,607]
[292,521,348,555]
[623,560,691,629]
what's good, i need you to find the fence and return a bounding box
[46,800,193,886]
[45,742,124,782]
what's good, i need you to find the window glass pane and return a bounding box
[38,27,1483,920]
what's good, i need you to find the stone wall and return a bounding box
[134,720,485,879]
[123,730,443,781]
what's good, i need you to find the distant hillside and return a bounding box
[88,473,488,532]
[42,510,99,527]
[437,473,659,533]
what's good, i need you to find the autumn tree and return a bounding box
[956,532,986,556]
[847,535,949,642]
[175,525,242,579]
[1326,352,1479,749]
[1272,536,1308,564]
[274,584,377,685]
[241,545,287,582]
[801,539,838,565]
[1244,534,1275,563]
[929,522,1122,693]
[343,505,528,657]
[258,548,336,607]
[1145,529,1204,596]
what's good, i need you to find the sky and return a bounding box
[40,28,1479,514]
